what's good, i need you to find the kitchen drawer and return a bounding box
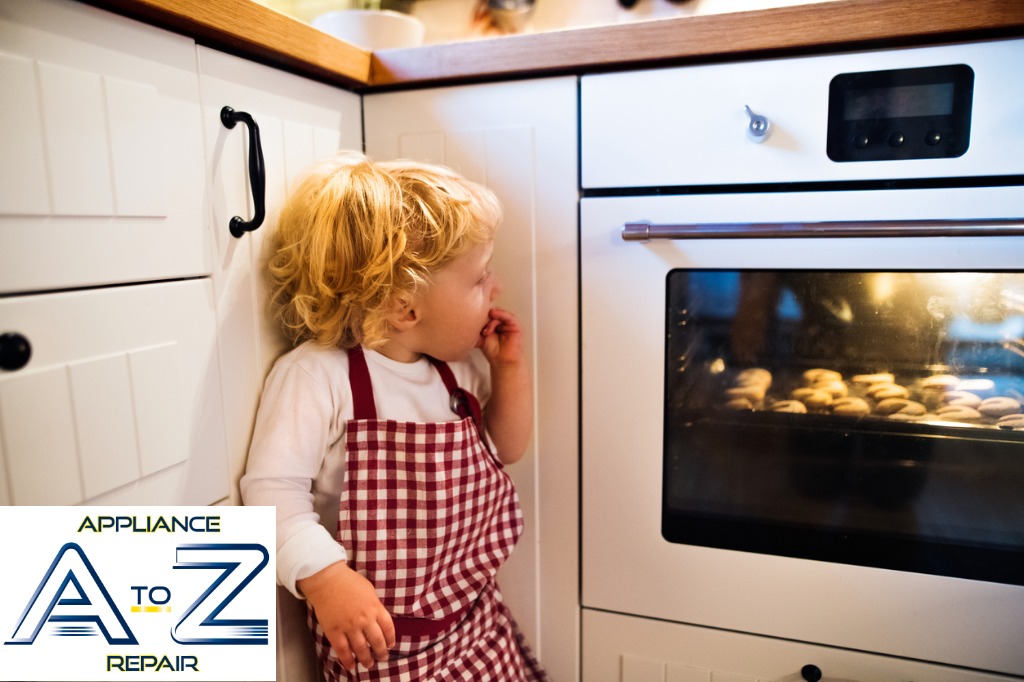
[0,279,228,506]
[0,0,208,294]
[580,39,1024,189]
[583,609,1016,682]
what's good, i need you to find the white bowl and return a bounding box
[311,10,425,51]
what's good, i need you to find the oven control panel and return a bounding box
[582,39,1023,188]
[826,64,974,162]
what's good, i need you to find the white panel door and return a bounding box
[198,46,363,682]
[198,46,363,499]
[0,0,209,294]
[0,280,229,507]
[364,77,580,682]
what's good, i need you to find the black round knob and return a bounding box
[925,130,943,146]
[801,664,823,682]
[0,332,32,371]
[619,0,640,7]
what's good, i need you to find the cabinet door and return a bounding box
[198,47,363,498]
[198,47,363,682]
[0,280,228,506]
[365,78,579,682]
[0,0,208,294]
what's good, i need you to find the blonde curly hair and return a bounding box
[268,152,501,350]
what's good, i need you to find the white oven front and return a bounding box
[578,37,1024,679]
[580,188,1024,677]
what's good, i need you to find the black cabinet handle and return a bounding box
[0,332,32,371]
[220,106,266,238]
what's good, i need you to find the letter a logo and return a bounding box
[5,543,137,645]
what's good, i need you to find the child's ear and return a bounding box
[387,295,419,331]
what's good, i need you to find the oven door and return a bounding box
[580,186,1024,675]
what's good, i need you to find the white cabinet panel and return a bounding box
[198,46,363,502]
[130,343,189,476]
[67,354,142,499]
[198,47,362,682]
[0,280,229,507]
[0,0,208,293]
[36,61,116,216]
[0,367,82,505]
[106,76,166,217]
[364,77,579,682]
[0,53,49,215]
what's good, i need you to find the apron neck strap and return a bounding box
[346,345,377,420]
[427,356,486,441]
[346,346,487,444]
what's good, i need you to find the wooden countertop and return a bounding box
[86,0,1024,92]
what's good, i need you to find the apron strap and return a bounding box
[427,356,487,444]
[346,345,377,420]
[347,347,486,442]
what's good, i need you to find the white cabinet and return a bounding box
[197,46,362,503]
[0,0,209,294]
[0,281,227,506]
[583,609,1016,682]
[364,77,580,682]
[0,0,227,507]
[197,47,362,682]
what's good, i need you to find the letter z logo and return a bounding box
[172,544,269,645]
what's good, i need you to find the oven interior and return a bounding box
[663,269,1024,585]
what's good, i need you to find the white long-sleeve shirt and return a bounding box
[240,341,490,598]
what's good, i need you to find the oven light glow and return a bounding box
[868,272,897,305]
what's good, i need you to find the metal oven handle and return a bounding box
[622,218,1024,241]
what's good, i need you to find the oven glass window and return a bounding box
[663,270,1024,585]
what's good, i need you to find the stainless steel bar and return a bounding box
[621,219,1024,241]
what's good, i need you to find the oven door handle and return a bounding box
[622,218,1024,240]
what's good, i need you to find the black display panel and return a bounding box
[662,270,1024,585]
[827,64,974,162]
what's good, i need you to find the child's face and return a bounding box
[404,240,501,363]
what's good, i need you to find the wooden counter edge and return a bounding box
[83,0,372,89]
[370,0,1024,89]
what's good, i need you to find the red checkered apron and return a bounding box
[309,346,548,681]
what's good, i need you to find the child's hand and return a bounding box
[479,307,524,367]
[298,562,395,672]
[479,307,532,464]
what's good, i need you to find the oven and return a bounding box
[579,39,1024,679]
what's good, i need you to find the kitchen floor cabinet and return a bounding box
[364,78,580,682]
[583,609,1019,682]
[0,0,228,508]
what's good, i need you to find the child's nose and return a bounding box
[490,274,503,301]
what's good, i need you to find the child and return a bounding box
[241,152,548,681]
